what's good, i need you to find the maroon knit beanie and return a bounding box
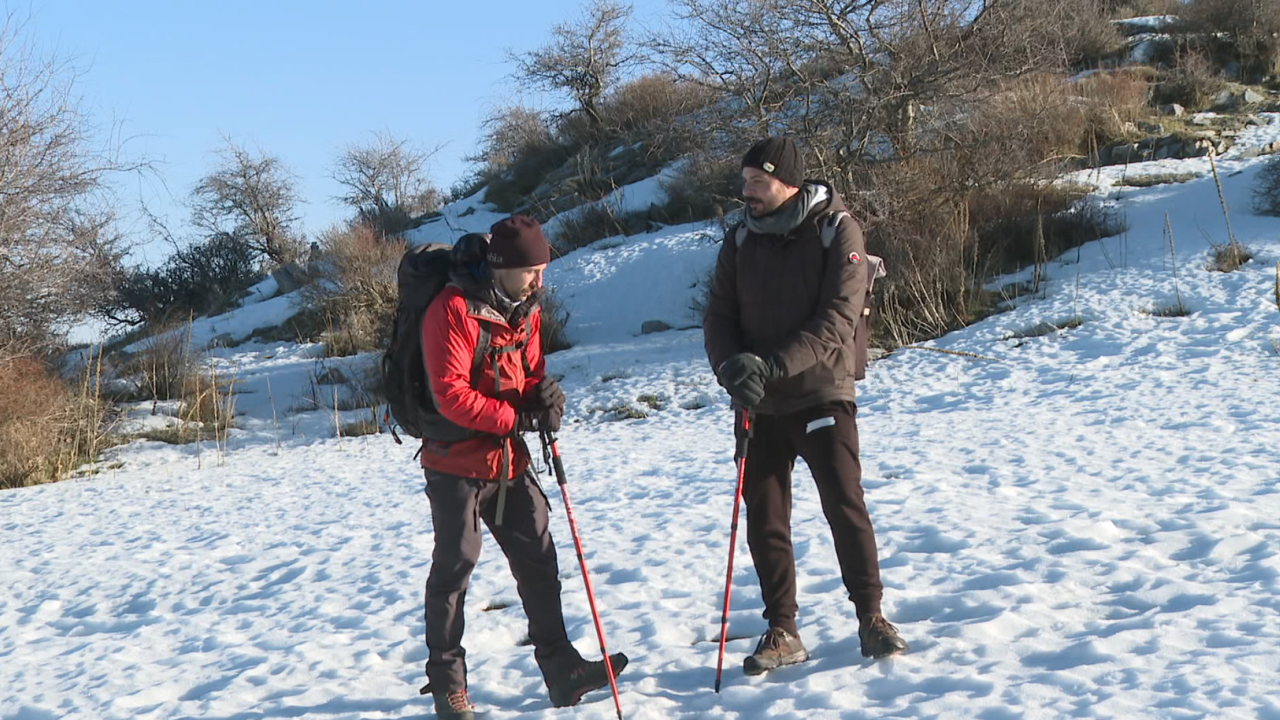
[487,215,550,269]
[742,136,805,188]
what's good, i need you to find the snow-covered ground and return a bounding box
[4,118,1280,720]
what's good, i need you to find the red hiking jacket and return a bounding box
[419,283,544,480]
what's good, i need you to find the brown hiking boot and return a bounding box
[432,687,475,719]
[859,614,909,658]
[547,652,628,708]
[743,627,809,675]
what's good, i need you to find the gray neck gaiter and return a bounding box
[744,183,829,237]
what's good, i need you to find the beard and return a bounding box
[510,281,537,301]
[745,196,776,217]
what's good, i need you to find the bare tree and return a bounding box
[190,137,304,266]
[648,0,811,143]
[650,0,1114,342]
[510,0,638,126]
[0,13,137,351]
[331,131,442,236]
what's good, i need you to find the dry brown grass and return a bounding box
[340,418,381,438]
[303,223,406,356]
[1073,69,1153,153]
[1210,243,1253,273]
[592,73,717,160]
[863,146,1124,345]
[0,347,112,489]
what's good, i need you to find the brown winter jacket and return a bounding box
[703,182,869,416]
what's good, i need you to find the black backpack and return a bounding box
[381,235,493,444]
[734,211,886,380]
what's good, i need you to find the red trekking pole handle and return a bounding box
[542,431,624,720]
[715,409,754,693]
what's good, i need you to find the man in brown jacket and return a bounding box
[703,137,908,676]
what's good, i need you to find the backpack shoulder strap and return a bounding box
[820,211,850,250]
[471,321,493,381]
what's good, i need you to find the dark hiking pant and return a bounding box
[741,401,884,636]
[423,468,582,692]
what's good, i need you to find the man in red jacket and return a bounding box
[419,216,626,719]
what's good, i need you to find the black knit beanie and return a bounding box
[741,137,804,188]
[487,215,551,268]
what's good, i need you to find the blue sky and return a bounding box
[24,0,668,266]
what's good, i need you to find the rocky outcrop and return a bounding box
[1099,131,1230,166]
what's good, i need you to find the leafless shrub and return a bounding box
[1073,69,1153,152]
[1154,50,1228,111]
[118,331,198,402]
[551,202,649,252]
[643,0,1144,346]
[970,183,1125,273]
[0,14,137,351]
[1179,0,1280,81]
[302,223,406,356]
[540,287,574,355]
[656,154,743,225]
[472,107,571,212]
[190,137,305,266]
[1210,243,1253,272]
[100,233,262,328]
[592,73,717,160]
[331,131,442,237]
[1060,1,1129,68]
[509,0,638,129]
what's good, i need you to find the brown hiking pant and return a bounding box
[741,401,884,635]
[423,468,582,692]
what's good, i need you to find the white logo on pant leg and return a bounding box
[805,417,836,434]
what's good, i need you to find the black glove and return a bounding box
[517,377,565,433]
[535,376,565,415]
[717,353,783,409]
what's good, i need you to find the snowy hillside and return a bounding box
[4,117,1280,720]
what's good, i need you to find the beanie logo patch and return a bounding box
[488,253,504,264]
[763,161,776,173]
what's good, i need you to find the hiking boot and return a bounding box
[432,687,475,719]
[548,652,629,708]
[743,627,809,676]
[859,614,909,658]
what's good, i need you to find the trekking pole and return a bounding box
[714,409,754,693]
[541,430,624,720]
